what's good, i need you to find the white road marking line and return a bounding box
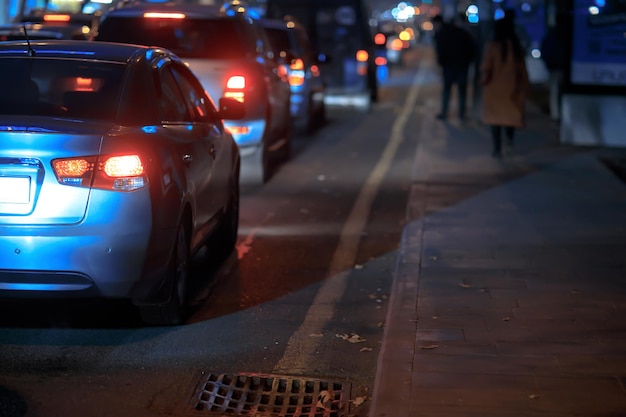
[274,70,426,373]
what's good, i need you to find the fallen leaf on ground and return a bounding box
[419,344,439,349]
[335,333,366,343]
[316,390,332,410]
[352,396,367,406]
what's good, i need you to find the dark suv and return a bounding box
[94,2,292,184]
[260,16,326,133]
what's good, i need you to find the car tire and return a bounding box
[247,143,270,185]
[139,223,189,326]
[212,162,240,260]
[308,98,326,133]
[281,116,293,162]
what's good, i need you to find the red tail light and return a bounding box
[52,154,148,191]
[144,12,185,19]
[288,58,305,87]
[290,58,304,71]
[225,75,246,102]
[374,33,386,45]
[375,56,387,66]
[356,50,369,62]
[43,14,70,22]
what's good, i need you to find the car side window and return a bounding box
[170,65,218,123]
[157,67,191,123]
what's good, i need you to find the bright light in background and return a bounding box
[589,6,600,14]
[521,2,531,12]
[595,0,606,6]
[466,4,479,24]
[531,48,541,58]
[391,2,415,22]
[494,8,505,20]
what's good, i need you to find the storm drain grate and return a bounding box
[189,372,351,417]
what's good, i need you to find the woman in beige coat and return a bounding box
[480,16,530,158]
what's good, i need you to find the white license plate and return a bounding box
[0,176,31,204]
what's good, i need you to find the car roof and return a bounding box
[18,11,100,26]
[0,23,82,39]
[102,3,227,19]
[0,40,158,63]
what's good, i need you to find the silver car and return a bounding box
[0,40,244,326]
[94,3,293,185]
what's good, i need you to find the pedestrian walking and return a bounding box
[480,14,530,158]
[431,14,476,122]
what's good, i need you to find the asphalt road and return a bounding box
[0,50,426,417]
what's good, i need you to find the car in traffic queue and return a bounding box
[0,40,245,326]
[259,16,326,133]
[14,9,103,40]
[265,0,380,110]
[93,2,293,185]
[0,20,95,41]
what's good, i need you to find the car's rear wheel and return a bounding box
[211,162,240,260]
[139,223,189,326]
[246,144,270,185]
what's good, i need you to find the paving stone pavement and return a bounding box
[369,48,626,417]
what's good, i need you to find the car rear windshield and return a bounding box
[0,57,125,120]
[96,16,249,59]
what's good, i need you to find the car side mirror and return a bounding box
[217,97,245,120]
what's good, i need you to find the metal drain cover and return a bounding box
[189,372,352,417]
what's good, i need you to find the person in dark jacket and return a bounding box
[432,14,476,122]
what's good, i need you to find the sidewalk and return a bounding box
[369,50,626,416]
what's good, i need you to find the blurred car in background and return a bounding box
[260,16,326,133]
[0,40,244,326]
[265,0,379,110]
[94,2,293,185]
[0,21,91,41]
[13,9,103,40]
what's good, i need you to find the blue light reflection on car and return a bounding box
[141,125,157,134]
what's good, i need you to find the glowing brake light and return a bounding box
[52,155,148,191]
[374,33,386,45]
[225,75,246,102]
[143,12,186,19]
[75,77,94,92]
[226,76,245,89]
[390,38,403,51]
[43,14,70,22]
[103,155,144,177]
[290,58,304,71]
[375,56,387,66]
[288,58,305,87]
[54,159,91,177]
[356,50,369,62]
